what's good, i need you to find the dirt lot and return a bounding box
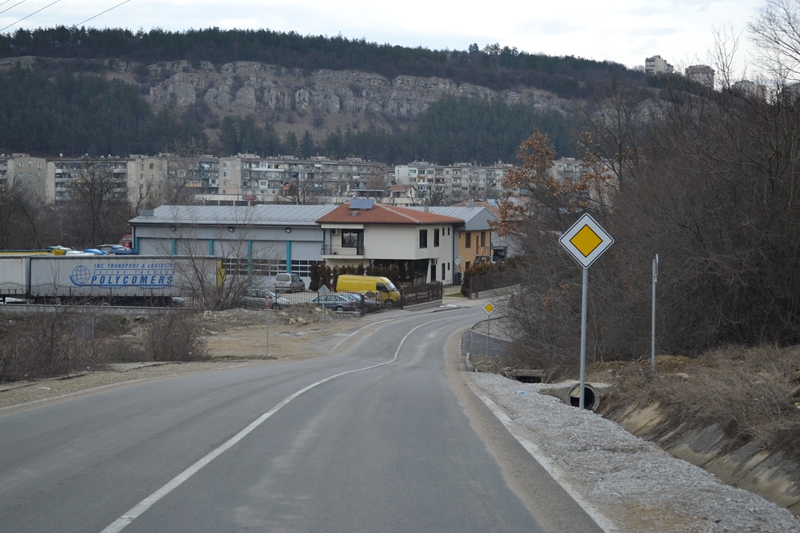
[201,304,372,360]
[0,305,379,413]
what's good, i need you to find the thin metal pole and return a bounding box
[486,314,490,357]
[265,299,269,358]
[579,267,588,409]
[651,254,658,376]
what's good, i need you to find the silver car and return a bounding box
[242,289,292,310]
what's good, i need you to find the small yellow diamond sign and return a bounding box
[559,213,614,268]
[483,302,494,315]
[570,225,603,257]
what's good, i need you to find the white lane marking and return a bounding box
[465,383,620,533]
[330,307,476,354]
[99,319,449,532]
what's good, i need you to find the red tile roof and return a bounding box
[317,203,463,225]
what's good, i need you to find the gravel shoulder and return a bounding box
[468,373,800,533]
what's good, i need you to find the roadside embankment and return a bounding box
[464,319,800,519]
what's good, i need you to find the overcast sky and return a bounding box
[0,0,767,72]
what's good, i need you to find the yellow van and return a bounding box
[336,275,401,308]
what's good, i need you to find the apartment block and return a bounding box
[0,154,50,200]
[394,162,508,204]
[216,154,386,205]
[645,55,674,75]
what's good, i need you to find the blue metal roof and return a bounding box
[130,205,338,226]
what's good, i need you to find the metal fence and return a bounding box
[400,282,443,308]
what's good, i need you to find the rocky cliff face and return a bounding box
[143,60,571,121]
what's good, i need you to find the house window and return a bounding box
[342,230,362,248]
[441,263,445,280]
[419,229,428,249]
[434,228,440,247]
[480,231,486,248]
[465,232,471,248]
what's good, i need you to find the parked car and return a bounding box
[309,293,360,312]
[241,289,292,310]
[97,244,138,255]
[274,273,305,293]
[64,250,90,256]
[339,292,381,313]
[82,249,108,255]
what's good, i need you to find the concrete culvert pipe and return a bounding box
[539,381,607,411]
[568,383,600,411]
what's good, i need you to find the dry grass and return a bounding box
[0,309,210,381]
[600,346,800,458]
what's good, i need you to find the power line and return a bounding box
[0,0,61,33]
[0,0,28,17]
[0,0,132,34]
[74,0,132,27]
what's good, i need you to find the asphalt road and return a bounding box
[0,306,604,533]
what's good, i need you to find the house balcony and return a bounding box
[320,243,365,258]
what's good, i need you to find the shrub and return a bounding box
[142,311,207,362]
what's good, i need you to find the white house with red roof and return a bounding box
[316,199,463,285]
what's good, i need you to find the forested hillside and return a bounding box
[0,27,646,98]
[0,69,206,156]
[0,26,649,162]
[220,97,578,164]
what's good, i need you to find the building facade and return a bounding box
[0,154,50,200]
[394,162,509,204]
[645,55,674,75]
[217,155,386,205]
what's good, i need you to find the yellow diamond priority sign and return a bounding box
[559,214,613,268]
[483,302,494,315]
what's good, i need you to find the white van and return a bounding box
[274,273,305,292]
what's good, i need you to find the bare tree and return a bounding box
[163,140,206,206]
[427,184,447,206]
[154,207,283,310]
[0,182,22,249]
[16,193,61,248]
[279,179,318,205]
[64,162,131,247]
[710,24,745,91]
[749,0,800,82]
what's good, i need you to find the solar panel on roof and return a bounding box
[349,198,374,210]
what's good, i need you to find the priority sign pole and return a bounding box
[558,213,614,410]
[579,267,588,409]
[483,302,494,357]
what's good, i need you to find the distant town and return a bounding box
[0,152,588,208]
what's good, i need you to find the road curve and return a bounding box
[0,306,603,533]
